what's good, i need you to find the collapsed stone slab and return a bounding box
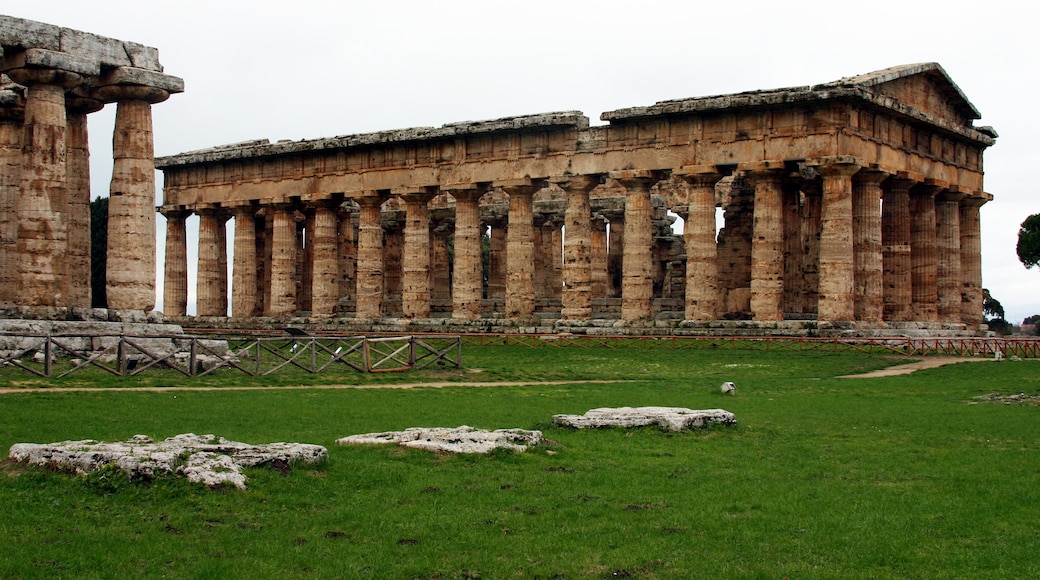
[7,433,328,489]
[553,406,736,431]
[338,426,542,454]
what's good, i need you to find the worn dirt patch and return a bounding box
[838,357,991,378]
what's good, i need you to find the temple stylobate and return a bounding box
[157,63,996,335]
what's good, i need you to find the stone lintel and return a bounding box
[673,164,723,176]
[0,47,99,77]
[99,66,184,94]
[736,160,786,173]
[391,185,438,196]
[493,177,547,189]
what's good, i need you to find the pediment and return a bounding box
[822,63,980,128]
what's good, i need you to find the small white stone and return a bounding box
[720,381,736,395]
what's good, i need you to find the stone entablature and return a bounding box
[156,63,994,331]
[0,15,182,315]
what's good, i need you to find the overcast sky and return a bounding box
[8,0,1040,322]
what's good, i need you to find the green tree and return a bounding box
[1023,314,1040,325]
[1016,214,1040,268]
[90,196,108,308]
[982,288,1011,335]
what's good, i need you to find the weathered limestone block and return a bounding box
[338,426,543,454]
[552,406,736,431]
[7,433,327,489]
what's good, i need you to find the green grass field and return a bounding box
[1,344,1037,578]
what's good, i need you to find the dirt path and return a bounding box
[837,357,990,378]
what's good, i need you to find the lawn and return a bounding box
[0,344,1037,578]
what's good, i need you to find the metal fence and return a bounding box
[0,333,462,378]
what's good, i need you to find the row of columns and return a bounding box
[0,51,179,312]
[164,159,986,326]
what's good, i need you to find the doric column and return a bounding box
[355,194,386,319]
[160,208,190,317]
[196,206,230,317]
[382,218,403,313]
[799,179,822,315]
[936,190,965,323]
[910,181,942,322]
[266,204,297,317]
[5,53,90,308]
[300,211,314,314]
[853,169,887,323]
[97,69,179,312]
[65,95,104,309]
[501,179,543,319]
[310,200,341,318]
[881,175,914,321]
[590,216,609,300]
[613,170,661,321]
[487,219,507,301]
[743,163,785,322]
[231,204,259,318]
[431,223,452,304]
[0,80,24,307]
[810,157,860,322]
[446,184,486,320]
[781,175,802,315]
[397,188,437,319]
[959,195,987,326]
[337,205,357,308]
[555,174,600,320]
[676,166,723,321]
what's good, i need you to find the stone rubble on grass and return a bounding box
[7,433,328,489]
[719,381,737,395]
[338,426,543,454]
[552,406,737,431]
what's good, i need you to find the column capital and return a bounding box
[937,189,966,203]
[550,173,602,192]
[494,177,548,192]
[442,182,490,201]
[159,205,192,219]
[911,180,945,198]
[960,194,991,208]
[392,184,439,200]
[807,156,861,177]
[736,160,786,173]
[2,48,96,87]
[610,169,665,190]
[854,168,889,186]
[96,67,183,104]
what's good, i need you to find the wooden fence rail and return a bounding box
[0,333,462,378]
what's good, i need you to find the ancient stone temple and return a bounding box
[0,15,182,318]
[157,62,994,335]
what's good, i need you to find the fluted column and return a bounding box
[959,196,987,326]
[744,164,785,321]
[266,204,297,317]
[398,189,437,319]
[230,205,259,318]
[781,176,802,315]
[337,205,357,308]
[555,174,600,320]
[676,167,723,321]
[936,190,965,323]
[799,179,822,315]
[501,180,541,319]
[910,181,941,322]
[447,184,485,320]
[590,216,609,300]
[0,82,24,307]
[355,195,386,319]
[881,176,914,322]
[8,69,82,307]
[614,170,661,321]
[853,169,887,323]
[196,207,229,317]
[310,200,340,318]
[97,85,170,312]
[431,224,452,304]
[811,157,860,322]
[160,209,189,317]
[487,220,507,301]
[65,96,103,308]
